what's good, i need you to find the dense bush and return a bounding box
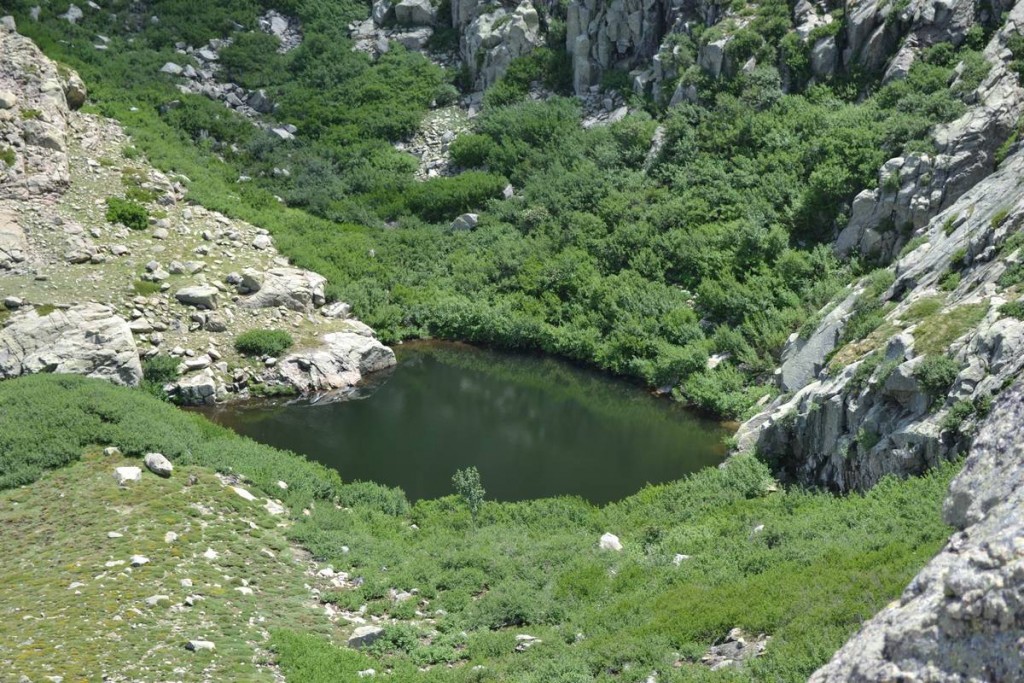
[0,372,957,683]
[234,329,294,357]
[914,355,961,403]
[5,0,985,422]
[104,197,149,231]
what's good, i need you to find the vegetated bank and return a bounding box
[0,373,956,681]
[5,0,997,419]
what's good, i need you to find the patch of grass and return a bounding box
[0,454,329,681]
[902,296,943,322]
[913,303,989,355]
[234,329,294,357]
[942,214,958,236]
[133,280,161,295]
[991,207,1011,230]
[898,235,927,258]
[939,271,961,292]
[20,107,42,120]
[0,146,14,167]
[1000,300,1024,319]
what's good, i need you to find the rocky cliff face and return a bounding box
[736,140,1024,491]
[809,380,1024,682]
[837,1,1024,262]
[730,1,1024,493]
[0,18,85,199]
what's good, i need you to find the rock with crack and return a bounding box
[277,331,397,394]
[810,381,1024,681]
[237,267,326,312]
[0,304,142,386]
[0,18,74,198]
[0,209,28,270]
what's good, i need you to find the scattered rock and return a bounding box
[599,532,622,551]
[185,640,215,652]
[130,555,150,567]
[175,286,219,310]
[113,467,142,485]
[144,452,173,477]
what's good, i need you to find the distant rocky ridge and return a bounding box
[0,17,395,405]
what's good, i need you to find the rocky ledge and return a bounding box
[810,380,1024,682]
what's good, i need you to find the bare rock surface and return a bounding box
[810,381,1024,682]
[0,303,142,386]
[0,18,81,198]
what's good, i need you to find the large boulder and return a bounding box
[277,331,397,393]
[810,381,1024,682]
[0,304,142,386]
[0,20,72,198]
[238,267,326,312]
[395,0,435,26]
[175,285,219,310]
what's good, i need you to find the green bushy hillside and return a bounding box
[4,1,991,417]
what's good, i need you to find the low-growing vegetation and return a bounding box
[234,329,295,357]
[105,196,149,231]
[4,0,990,418]
[0,375,957,682]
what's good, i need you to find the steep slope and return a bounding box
[0,18,395,404]
[736,141,1024,491]
[810,380,1024,681]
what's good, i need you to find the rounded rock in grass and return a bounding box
[144,452,173,477]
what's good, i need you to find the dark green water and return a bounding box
[200,343,732,504]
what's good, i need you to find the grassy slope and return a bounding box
[0,452,331,681]
[0,375,956,681]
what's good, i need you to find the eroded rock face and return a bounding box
[459,2,543,90]
[277,330,397,394]
[0,209,27,270]
[836,4,1024,261]
[0,304,142,386]
[0,18,83,198]
[810,381,1024,682]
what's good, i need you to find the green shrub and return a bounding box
[0,147,14,167]
[999,300,1024,319]
[234,329,294,357]
[105,197,149,231]
[939,271,961,292]
[140,354,180,399]
[991,207,1011,229]
[403,171,507,222]
[941,398,975,434]
[913,355,960,403]
[898,235,927,258]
